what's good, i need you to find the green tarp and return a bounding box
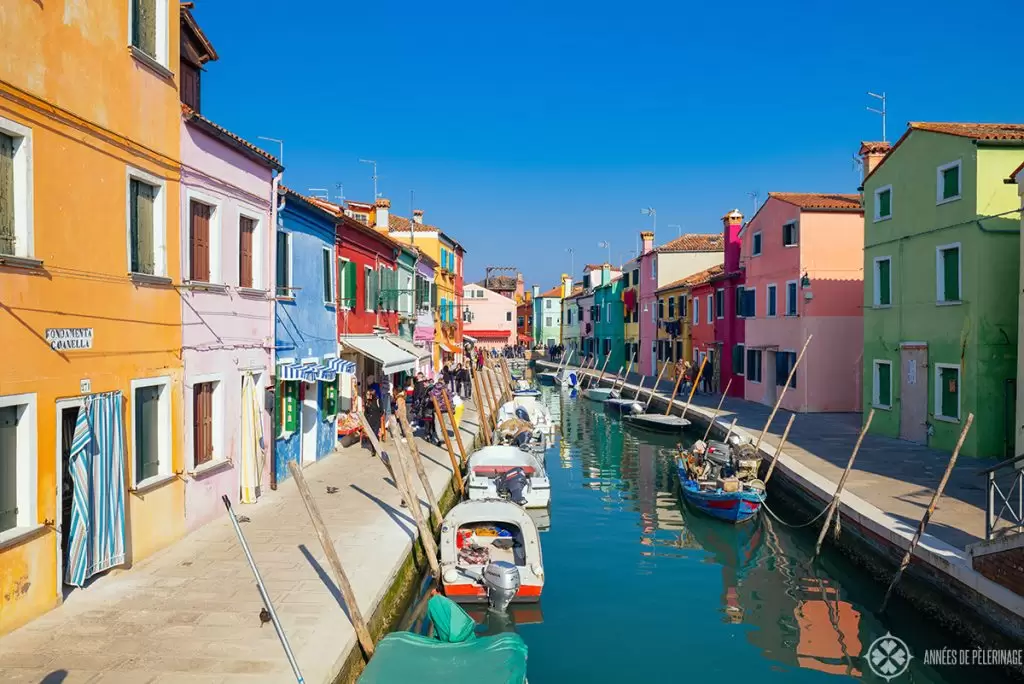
[427,594,477,643]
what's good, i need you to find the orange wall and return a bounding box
[0,1,185,634]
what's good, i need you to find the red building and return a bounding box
[516,292,533,345]
[688,264,724,386]
[336,212,402,337]
[710,210,746,397]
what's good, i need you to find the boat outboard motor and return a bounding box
[628,402,644,415]
[515,406,531,423]
[482,560,520,613]
[512,430,532,450]
[494,466,529,505]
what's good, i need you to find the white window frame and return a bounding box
[766,283,777,318]
[935,242,962,305]
[873,256,892,308]
[128,0,171,69]
[125,166,168,278]
[0,393,38,544]
[782,220,799,247]
[752,231,762,256]
[936,160,962,205]
[692,297,699,325]
[872,360,892,410]
[276,230,293,298]
[933,362,961,422]
[0,116,34,260]
[322,246,336,307]
[184,188,223,285]
[364,264,374,311]
[651,259,658,281]
[874,184,893,222]
[785,279,799,317]
[706,294,713,324]
[715,288,724,320]
[187,372,226,475]
[238,205,265,291]
[129,376,173,490]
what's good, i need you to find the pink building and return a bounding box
[463,283,516,349]
[740,193,864,412]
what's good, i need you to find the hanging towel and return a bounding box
[240,372,265,504]
[66,392,127,587]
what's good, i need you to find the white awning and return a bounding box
[386,335,431,360]
[340,335,417,375]
[463,334,477,343]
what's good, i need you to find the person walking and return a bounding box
[362,390,384,447]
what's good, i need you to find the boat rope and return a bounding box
[761,497,831,529]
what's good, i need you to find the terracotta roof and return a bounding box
[182,105,283,171]
[674,264,725,289]
[180,7,218,66]
[538,285,563,298]
[858,141,891,155]
[480,275,518,290]
[281,186,343,222]
[582,263,608,271]
[656,233,724,253]
[767,192,862,211]
[655,276,693,294]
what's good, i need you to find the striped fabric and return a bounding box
[66,392,127,587]
[314,367,337,382]
[326,358,356,374]
[239,372,264,504]
[277,362,306,381]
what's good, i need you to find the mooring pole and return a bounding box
[701,378,733,443]
[814,409,875,559]
[763,413,796,485]
[677,355,707,419]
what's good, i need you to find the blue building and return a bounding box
[273,188,345,482]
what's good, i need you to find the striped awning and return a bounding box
[326,357,357,374]
[278,362,317,383]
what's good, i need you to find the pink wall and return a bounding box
[741,198,864,412]
[464,284,516,348]
[180,119,276,530]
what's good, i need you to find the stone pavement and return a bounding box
[0,406,481,684]
[557,362,992,551]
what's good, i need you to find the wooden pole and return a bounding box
[616,360,634,393]
[431,394,465,495]
[814,409,875,559]
[753,335,814,454]
[386,416,441,576]
[470,367,492,445]
[593,355,611,388]
[676,355,707,419]
[577,356,594,388]
[395,397,442,528]
[633,375,647,401]
[480,365,498,424]
[762,413,795,484]
[287,460,375,660]
[645,363,668,412]
[442,392,469,467]
[723,417,737,442]
[664,365,688,416]
[581,355,598,389]
[356,410,398,486]
[701,377,733,442]
[880,413,974,612]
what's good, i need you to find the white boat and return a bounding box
[467,446,551,509]
[582,386,614,402]
[622,413,692,433]
[440,499,545,604]
[498,399,555,437]
[512,379,542,399]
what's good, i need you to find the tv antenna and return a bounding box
[335,182,345,204]
[308,188,329,200]
[667,223,682,238]
[747,191,760,216]
[358,158,379,199]
[867,91,887,143]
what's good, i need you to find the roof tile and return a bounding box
[909,122,1024,140]
[182,105,282,170]
[656,233,724,253]
[768,192,862,211]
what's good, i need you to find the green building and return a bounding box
[594,266,626,374]
[532,281,566,348]
[860,122,1024,459]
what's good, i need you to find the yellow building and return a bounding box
[654,277,692,380]
[1,2,185,633]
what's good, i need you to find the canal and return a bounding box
[415,386,1014,683]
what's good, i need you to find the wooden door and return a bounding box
[900,345,928,444]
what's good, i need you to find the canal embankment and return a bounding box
[537,359,1024,666]
[0,405,485,684]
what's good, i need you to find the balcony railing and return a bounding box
[980,452,1024,541]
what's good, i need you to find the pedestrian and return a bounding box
[363,390,384,446]
[476,349,484,371]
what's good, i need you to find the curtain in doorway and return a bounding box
[240,372,265,504]
[65,392,127,587]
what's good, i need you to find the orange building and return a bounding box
[0,2,185,632]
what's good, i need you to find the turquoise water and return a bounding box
[504,387,1014,684]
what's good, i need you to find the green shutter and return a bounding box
[130,179,156,275]
[878,259,891,306]
[877,363,891,406]
[878,189,891,217]
[0,133,15,256]
[134,385,161,481]
[280,380,298,433]
[321,380,338,419]
[343,261,357,308]
[364,267,372,310]
[942,166,959,200]
[1,406,20,531]
[322,249,332,303]
[939,366,959,418]
[942,247,960,301]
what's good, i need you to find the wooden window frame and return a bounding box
[0,116,34,261]
[189,374,225,474]
[125,166,167,278]
[0,393,38,543]
[129,376,173,489]
[706,294,713,324]
[873,256,892,308]
[766,284,777,318]
[238,207,264,291]
[185,189,221,285]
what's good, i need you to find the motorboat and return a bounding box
[622,412,691,433]
[582,385,614,402]
[440,499,545,603]
[604,375,647,415]
[676,437,766,524]
[467,446,551,509]
[498,399,555,437]
[512,378,542,400]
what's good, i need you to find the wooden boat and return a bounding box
[512,379,541,399]
[535,370,559,385]
[623,413,691,433]
[675,440,766,524]
[467,446,551,509]
[604,366,644,414]
[440,499,544,603]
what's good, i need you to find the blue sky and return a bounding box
[198,0,1022,288]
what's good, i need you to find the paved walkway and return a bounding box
[0,407,481,684]
[554,362,992,551]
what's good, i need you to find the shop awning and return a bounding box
[463,334,478,343]
[439,341,460,354]
[517,334,532,343]
[340,335,418,375]
[387,335,431,360]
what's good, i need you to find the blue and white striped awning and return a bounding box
[278,362,317,383]
[326,357,356,374]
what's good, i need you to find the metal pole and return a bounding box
[222,496,304,683]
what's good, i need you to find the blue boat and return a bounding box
[676,462,765,524]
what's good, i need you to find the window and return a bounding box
[191,378,223,469]
[582,274,591,289]
[675,340,682,361]
[130,0,169,67]
[131,377,171,487]
[692,297,699,325]
[872,360,892,409]
[668,297,675,318]
[937,160,961,204]
[506,311,512,322]
[127,169,167,277]
[631,270,639,286]
[338,258,357,309]
[545,299,552,310]
[746,349,762,383]
[936,243,961,303]
[934,363,960,421]
[545,316,552,327]
[0,118,34,260]
[276,230,292,297]
[741,287,756,318]
[715,289,724,319]
[0,393,37,538]
[775,351,797,389]
[752,232,762,256]
[733,344,745,375]
[658,298,665,320]
[782,221,798,247]
[706,295,713,324]
[364,265,377,310]
[322,247,335,305]
[735,287,744,318]
[785,280,798,316]
[680,296,687,319]
[187,197,217,283]
[767,284,777,317]
[239,215,257,289]
[874,185,892,221]
[873,257,891,307]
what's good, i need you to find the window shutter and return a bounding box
[193,383,213,467]
[878,363,891,406]
[276,232,288,296]
[943,167,959,200]
[879,190,891,217]
[280,380,298,434]
[943,248,960,300]
[940,367,958,417]
[239,217,254,288]
[132,180,156,275]
[0,133,15,256]
[322,249,331,302]
[364,268,372,310]
[134,0,157,56]
[189,201,210,282]
[0,406,19,530]
[878,260,891,305]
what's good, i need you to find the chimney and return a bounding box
[722,209,744,273]
[859,141,892,183]
[561,273,572,298]
[601,263,611,286]
[532,284,540,299]
[640,231,655,255]
[374,198,390,231]
[413,209,424,225]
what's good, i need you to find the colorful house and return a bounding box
[516,291,533,346]
[655,277,691,380]
[593,266,626,372]
[0,0,185,633]
[688,265,726,377]
[413,252,438,377]
[740,194,863,412]
[578,288,596,358]
[533,280,566,348]
[1014,161,1024,457]
[622,251,643,369]
[637,233,724,376]
[273,189,346,481]
[711,210,746,398]
[861,123,1024,459]
[178,7,282,530]
[463,283,516,350]
[561,284,584,359]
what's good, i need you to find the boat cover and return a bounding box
[427,594,477,643]
[358,632,528,683]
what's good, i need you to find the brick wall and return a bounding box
[973,546,1024,597]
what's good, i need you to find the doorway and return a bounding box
[300,383,318,464]
[900,344,928,444]
[764,350,778,406]
[55,403,81,598]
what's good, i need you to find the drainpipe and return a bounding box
[270,180,286,491]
